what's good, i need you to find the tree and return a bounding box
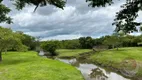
[79,36,94,49]
[14,31,37,50]
[103,35,120,49]
[0,0,65,23]
[41,41,57,56]
[0,0,12,24]
[113,0,142,33]
[86,0,113,7]
[79,37,86,48]
[0,27,27,61]
[62,40,81,49]
[86,0,142,33]
[13,0,66,12]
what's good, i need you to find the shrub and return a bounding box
[41,42,57,56]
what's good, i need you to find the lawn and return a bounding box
[90,47,142,78]
[57,49,92,58]
[0,51,84,80]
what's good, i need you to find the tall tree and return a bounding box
[113,0,142,33]
[0,27,27,61]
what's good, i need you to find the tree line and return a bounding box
[1,26,142,59]
[41,33,142,54]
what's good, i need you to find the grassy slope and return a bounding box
[57,49,92,58]
[0,51,83,80]
[90,47,142,78]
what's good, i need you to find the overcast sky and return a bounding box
[1,0,140,40]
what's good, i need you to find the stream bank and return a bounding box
[57,50,142,80]
[39,51,133,80]
[57,58,131,80]
[76,51,141,80]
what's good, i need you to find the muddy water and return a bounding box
[57,58,131,80]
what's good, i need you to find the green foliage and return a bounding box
[41,39,81,49]
[0,27,28,61]
[41,41,57,56]
[79,36,94,49]
[94,34,142,49]
[13,0,66,12]
[14,45,28,52]
[103,35,120,49]
[86,0,113,7]
[41,34,142,50]
[113,0,142,33]
[120,35,142,47]
[15,31,36,50]
[140,26,142,32]
[0,27,23,52]
[0,51,84,80]
[62,40,81,49]
[0,1,12,24]
[86,0,142,33]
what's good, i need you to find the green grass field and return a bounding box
[57,49,92,58]
[0,51,84,80]
[90,47,142,78]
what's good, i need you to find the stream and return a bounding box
[57,58,131,80]
[39,51,131,80]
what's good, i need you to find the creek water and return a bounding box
[39,51,131,80]
[39,51,45,56]
[57,58,131,80]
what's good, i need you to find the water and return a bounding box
[39,51,45,56]
[57,58,131,80]
[39,51,131,80]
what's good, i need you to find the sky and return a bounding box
[1,0,141,40]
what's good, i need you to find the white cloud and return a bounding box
[42,34,83,41]
[0,0,131,41]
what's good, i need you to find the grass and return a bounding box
[57,49,92,58]
[90,47,142,78]
[0,51,84,80]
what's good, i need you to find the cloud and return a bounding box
[0,0,128,40]
[42,34,83,41]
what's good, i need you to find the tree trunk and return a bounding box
[0,51,2,62]
[116,47,118,50]
[5,49,7,54]
[112,45,114,49]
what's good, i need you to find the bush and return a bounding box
[41,42,57,56]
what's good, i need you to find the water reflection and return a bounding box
[90,68,108,80]
[57,58,131,80]
[39,50,45,56]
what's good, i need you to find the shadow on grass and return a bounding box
[109,49,127,51]
[1,59,31,65]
